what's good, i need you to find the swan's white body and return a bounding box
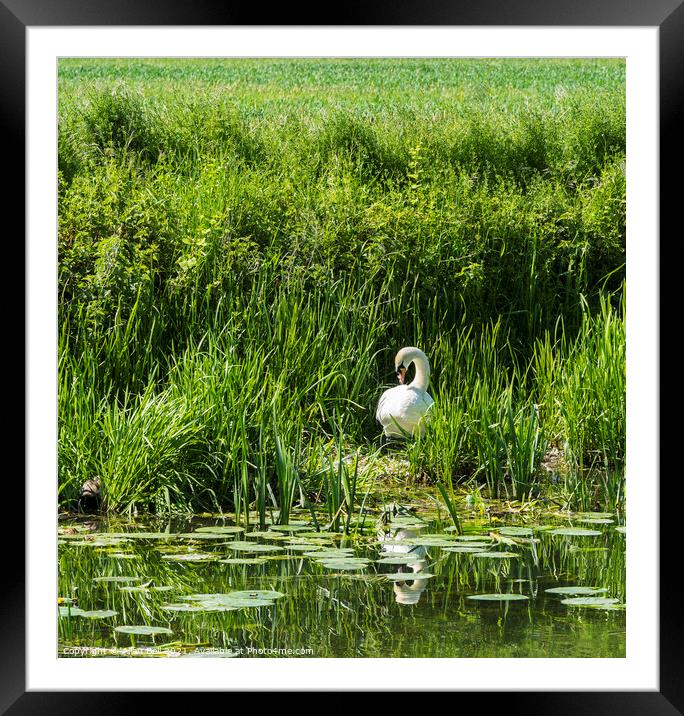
[377,527,430,605]
[376,347,434,438]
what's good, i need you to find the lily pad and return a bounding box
[376,539,413,548]
[117,532,177,540]
[388,517,425,528]
[383,572,434,581]
[292,532,337,540]
[561,597,621,608]
[222,598,274,608]
[179,593,234,601]
[317,559,370,571]
[615,526,626,534]
[550,528,602,537]
[72,538,131,547]
[453,534,495,542]
[219,557,269,565]
[179,591,279,608]
[472,551,519,559]
[93,576,143,584]
[268,524,309,532]
[161,553,218,562]
[181,601,240,612]
[575,518,614,525]
[193,526,245,534]
[376,555,425,565]
[441,545,489,553]
[161,603,214,613]
[115,625,174,636]
[228,590,285,600]
[179,593,275,609]
[80,609,119,618]
[496,527,533,536]
[304,549,354,559]
[530,525,559,532]
[545,586,609,595]
[405,536,456,546]
[58,605,87,617]
[227,542,284,553]
[467,593,529,601]
[285,543,325,552]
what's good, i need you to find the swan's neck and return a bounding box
[411,355,430,392]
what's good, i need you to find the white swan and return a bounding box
[376,346,434,438]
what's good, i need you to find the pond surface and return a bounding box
[58,499,625,658]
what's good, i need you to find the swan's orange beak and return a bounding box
[397,367,407,384]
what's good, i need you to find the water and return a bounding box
[58,501,626,658]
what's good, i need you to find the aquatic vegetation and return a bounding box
[545,586,608,595]
[115,625,173,637]
[161,553,218,562]
[227,543,284,554]
[466,593,529,601]
[472,551,520,559]
[560,597,621,609]
[194,526,245,534]
[550,528,603,537]
[383,572,435,582]
[496,527,533,536]
[318,559,371,571]
[534,292,626,511]
[80,609,119,618]
[377,555,426,564]
[58,503,626,658]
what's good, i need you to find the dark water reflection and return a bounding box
[58,509,626,658]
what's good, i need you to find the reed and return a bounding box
[534,288,626,510]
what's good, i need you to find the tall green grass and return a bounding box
[59,271,625,514]
[57,58,626,516]
[534,291,626,510]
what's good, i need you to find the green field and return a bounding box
[58,58,626,517]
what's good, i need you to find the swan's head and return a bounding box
[394,346,429,385]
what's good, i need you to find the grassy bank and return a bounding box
[58,58,626,517]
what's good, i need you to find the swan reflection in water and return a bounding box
[377,525,430,606]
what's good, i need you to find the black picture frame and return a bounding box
[8,0,673,711]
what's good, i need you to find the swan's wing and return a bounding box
[376,386,431,438]
[375,388,394,425]
[376,387,411,437]
[400,391,434,428]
